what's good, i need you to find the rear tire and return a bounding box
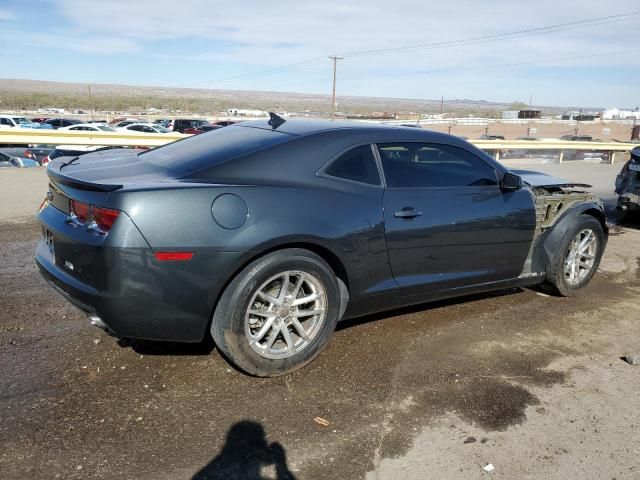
[211,249,341,377]
[543,214,605,297]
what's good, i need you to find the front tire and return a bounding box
[543,214,605,297]
[211,249,341,377]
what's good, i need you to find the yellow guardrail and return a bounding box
[0,128,185,147]
[472,139,636,163]
[471,139,637,151]
[0,129,636,163]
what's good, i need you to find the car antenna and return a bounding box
[268,112,286,129]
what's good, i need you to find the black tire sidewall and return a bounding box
[212,249,340,376]
[551,215,605,295]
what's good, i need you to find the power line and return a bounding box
[180,11,639,90]
[186,57,326,87]
[337,11,640,58]
[333,48,640,82]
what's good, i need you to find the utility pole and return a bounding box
[87,84,94,121]
[329,56,343,121]
[527,95,533,137]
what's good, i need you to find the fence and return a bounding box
[0,128,636,164]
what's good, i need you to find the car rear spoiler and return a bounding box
[47,163,123,192]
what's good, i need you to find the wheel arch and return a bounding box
[531,201,608,274]
[207,240,351,338]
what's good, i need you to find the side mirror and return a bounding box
[501,171,521,191]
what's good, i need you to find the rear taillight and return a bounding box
[69,201,120,232]
[92,206,120,231]
[70,200,90,223]
[25,150,35,159]
[41,155,50,166]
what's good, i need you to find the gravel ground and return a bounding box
[1,160,639,480]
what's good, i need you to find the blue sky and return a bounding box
[0,0,639,107]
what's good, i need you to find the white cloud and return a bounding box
[54,0,640,64]
[4,0,640,105]
[0,8,14,20]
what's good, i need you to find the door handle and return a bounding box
[394,208,423,219]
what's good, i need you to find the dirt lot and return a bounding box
[1,161,639,479]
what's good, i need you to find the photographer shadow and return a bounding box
[192,421,296,480]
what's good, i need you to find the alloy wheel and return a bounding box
[244,271,327,359]
[563,228,598,286]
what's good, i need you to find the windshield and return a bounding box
[140,125,292,175]
[154,126,170,133]
[98,126,116,131]
[13,118,31,124]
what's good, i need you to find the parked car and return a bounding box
[40,145,116,166]
[42,118,82,129]
[59,123,117,132]
[154,119,173,129]
[111,120,142,129]
[108,118,141,127]
[24,147,54,165]
[183,125,222,135]
[615,146,640,222]
[0,151,39,167]
[0,115,50,129]
[172,118,211,133]
[560,135,593,142]
[119,123,171,134]
[559,135,609,161]
[478,134,506,158]
[36,117,608,376]
[478,134,506,140]
[213,120,241,127]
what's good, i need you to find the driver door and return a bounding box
[379,142,536,298]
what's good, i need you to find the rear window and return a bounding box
[140,125,292,175]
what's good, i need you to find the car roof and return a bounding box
[237,118,399,136]
[165,119,503,184]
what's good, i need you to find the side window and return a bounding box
[1,118,13,126]
[324,145,381,186]
[377,143,498,188]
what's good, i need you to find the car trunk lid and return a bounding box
[47,149,174,192]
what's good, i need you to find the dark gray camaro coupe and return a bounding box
[36,116,607,376]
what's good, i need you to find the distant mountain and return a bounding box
[0,78,581,114]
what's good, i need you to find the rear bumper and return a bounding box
[36,242,99,315]
[36,204,249,343]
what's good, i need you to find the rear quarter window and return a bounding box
[324,145,381,186]
[140,125,293,175]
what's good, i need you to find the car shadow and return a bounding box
[615,215,640,231]
[117,335,215,356]
[336,287,525,332]
[192,420,297,480]
[117,288,529,356]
